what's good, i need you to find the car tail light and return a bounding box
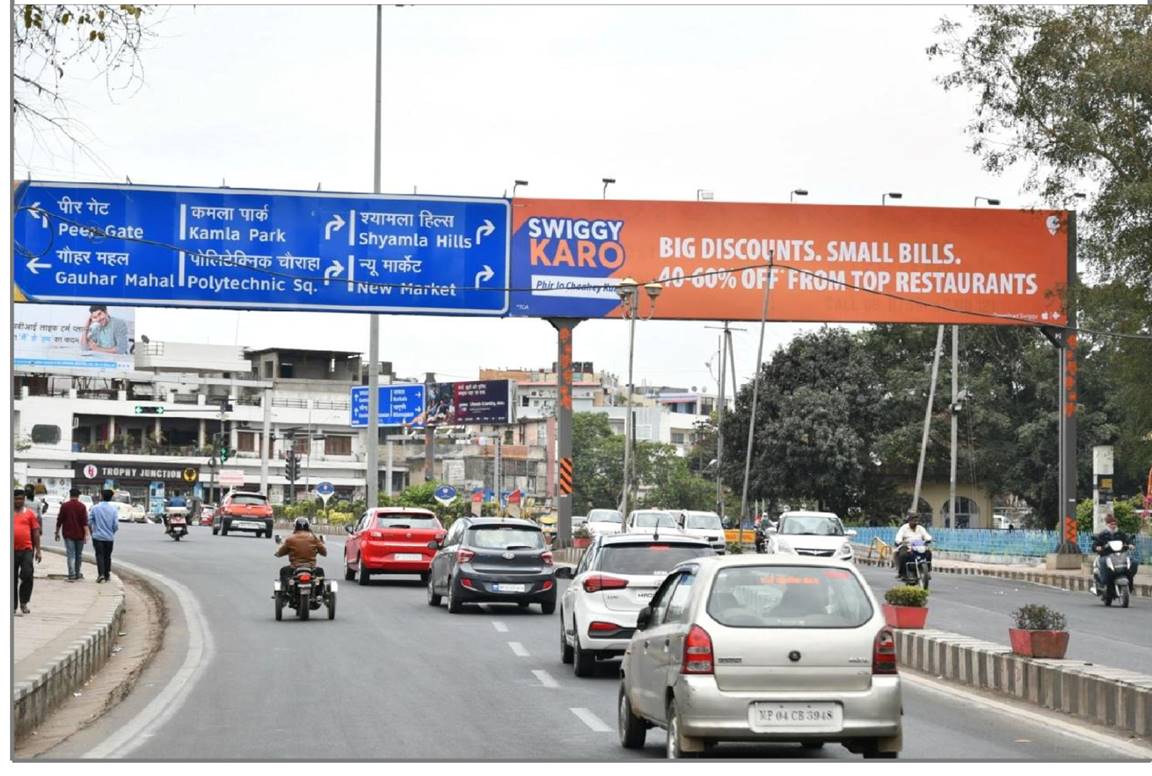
[540,551,553,566]
[369,531,383,539]
[460,577,476,590]
[457,548,475,564]
[582,574,629,594]
[682,625,714,674]
[588,620,621,634]
[873,628,898,675]
[541,580,554,592]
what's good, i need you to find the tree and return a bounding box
[14,5,156,162]
[929,6,1152,300]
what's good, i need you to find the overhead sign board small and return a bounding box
[13,181,511,316]
[217,469,246,487]
[425,380,515,426]
[350,383,425,427]
[74,463,200,482]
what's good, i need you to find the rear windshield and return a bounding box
[631,512,679,528]
[685,513,723,530]
[230,494,268,506]
[707,565,873,628]
[598,544,714,575]
[778,516,843,536]
[588,510,622,524]
[374,515,440,529]
[468,526,544,550]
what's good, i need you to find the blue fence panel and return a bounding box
[848,527,1147,563]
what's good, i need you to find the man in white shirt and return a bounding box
[894,514,933,579]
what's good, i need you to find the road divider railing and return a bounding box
[895,628,1152,739]
[852,544,1152,598]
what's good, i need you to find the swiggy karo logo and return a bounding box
[525,217,626,270]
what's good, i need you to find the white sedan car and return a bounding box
[556,533,715,677]
[769,510,857,562]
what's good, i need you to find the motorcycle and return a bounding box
[272,536,337,621]
[898,539,932,590]
[1094,539,1134,608]
[166,513,189,541]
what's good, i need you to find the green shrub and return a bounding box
[884,585,928,607]
[1011,604,1066,631]
[725,541,744,555]
[1075,496,1143,535]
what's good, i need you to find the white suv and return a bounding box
[673,510,727,554]
[556,534,715,677]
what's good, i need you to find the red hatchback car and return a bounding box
[344,508,447,585]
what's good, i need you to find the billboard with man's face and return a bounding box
[13,303,136,371]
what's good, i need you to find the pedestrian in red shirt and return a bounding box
[13,489,42,615]
[55,488,90,581]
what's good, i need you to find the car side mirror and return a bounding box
[555,566,574,579]
[635,607,653,631]
[845,529,857,538]
[426,540,440,550]
[344,525,355,534]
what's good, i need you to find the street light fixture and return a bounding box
[616,278,662,518]
[882,192,903,206]
[512,179,528,197]
[602,178,616,199]
[974,196,1001,207]
[790,188,809,203]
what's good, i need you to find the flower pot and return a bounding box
[882,603,928,629]
[1008,628,1069,658]
[572,537,590,549]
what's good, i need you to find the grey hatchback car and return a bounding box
[618,554,901,759]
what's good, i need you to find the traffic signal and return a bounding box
[285,450,299,482]
[134,405,165,415]
[219,444,233,463]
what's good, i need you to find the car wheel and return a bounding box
[618,685,647,749]
[517,601,530,609]
[274,593,283,621]
[345,562,355,581]
[560,611,574,664]
[861,738,899,759]
[665,698,696,759]
[427,576,442,607]
[447,578,463,614]
[221,519,230,537]
[540,598,556,615]
[802,741,825,750]
[573,635,595,677]
[357,559,370,586]
[212,522,219,536]
[419,571,430,584]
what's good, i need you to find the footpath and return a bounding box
[12,549,126,742]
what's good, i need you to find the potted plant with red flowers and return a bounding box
[572,525,591,549]
[882,585,929,629]
[1009,604,1069,658]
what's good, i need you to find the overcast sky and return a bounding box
[12,4,1041,391]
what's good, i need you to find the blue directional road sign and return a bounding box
[13,181,511,315]
[350,384,425,428]
[316,482,335,496]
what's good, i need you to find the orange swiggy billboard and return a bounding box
[507,199,1071,325]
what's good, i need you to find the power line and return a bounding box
[13,203,1152,342]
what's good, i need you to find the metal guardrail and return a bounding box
[849,527,1149,562]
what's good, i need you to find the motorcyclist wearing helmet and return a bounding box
[1090,514,1139,595]
[275,517,328,588]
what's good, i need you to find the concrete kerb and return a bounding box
[13,548,127,741]
[852,544,1152,598]
[894,627,1152,739]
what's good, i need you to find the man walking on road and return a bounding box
[55,488,90,581]
[90,489,120,583]
[13,489,42,615]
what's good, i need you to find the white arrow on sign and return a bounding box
[474,265,495,288]
[26,257,52,274]
[323,259,344,286]
[324,213,346,240]
[474,219,495,245]
[29,202,49,229]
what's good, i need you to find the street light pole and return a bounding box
[619,279,638,517]
[740,253,775,522]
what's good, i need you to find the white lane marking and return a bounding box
[83,559,216,759]
[902,671,1152,759]
[532,669,559,688]
[571,707,612,732]
[508,641,530,657]
[492,620,509,633]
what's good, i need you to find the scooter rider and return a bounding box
[894,513,933,580]
[1090,514,1138,595]
[275,517,328,587]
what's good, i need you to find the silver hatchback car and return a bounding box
[618,554,901,759]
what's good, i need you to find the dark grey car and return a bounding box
[426,518,557,614]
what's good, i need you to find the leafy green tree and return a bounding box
[639,449,715,512]
[571,412,625,513]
